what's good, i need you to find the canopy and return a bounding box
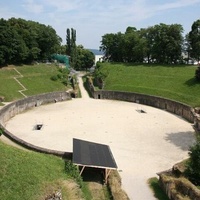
[73,138,117,183]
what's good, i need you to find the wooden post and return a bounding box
[105,169,112,184]
[79,166,85,175]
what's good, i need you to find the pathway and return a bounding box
[13,68,27,98]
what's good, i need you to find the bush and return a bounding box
[57,73,62,79]
[65,161,83,187]
[185,137,200,185]
[51,75,58,81]
[58,68,69,75]
[0,128,3,136]
[62,79,68,86]
[195,66,200,80]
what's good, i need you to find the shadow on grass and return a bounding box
[165,131,195,151]
[111,62,191,68]
[148,177,170,200]
[184,77,200,86]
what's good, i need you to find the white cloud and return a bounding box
[0,7,21,19]
[41,0,200,47]
[1,0,200,48]
[22,0,44,14]
[149,0,200,12]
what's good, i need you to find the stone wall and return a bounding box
[0,91,72,158]
[158,173,200,200]
[85,77,194,123]
[192,108,200,133]
[93,90,194,123]
[86,76,95,96]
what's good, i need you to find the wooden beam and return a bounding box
[79,166,86,175]
[105,169,112,184]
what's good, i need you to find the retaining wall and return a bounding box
[0,91,72,158]
[158,173,200,200]
[93,90,194,123]
[86,76,194,123]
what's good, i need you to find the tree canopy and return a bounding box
[100,23,184,64]
[188,19,200,62]
[0,18,61,65]
[100,20,200,64]
[66,28,94,70]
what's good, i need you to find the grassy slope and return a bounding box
[0,68,23,100]
[0,64,67,101]
[99,63,200,107]
[0,140,69,200]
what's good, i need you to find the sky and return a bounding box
[1,0,200,49]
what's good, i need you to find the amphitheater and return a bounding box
[1,75,196,200]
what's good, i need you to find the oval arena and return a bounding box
[0,77,195,200]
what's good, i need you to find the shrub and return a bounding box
[65,161,83,187]
[0,128,3,136]
[51,75,58,81]
[57,73,62,79]
[96,61,101,69]
[185,137,200,185]
[58,68,69,75]
[195,66,200,81]
[62,79,68,86]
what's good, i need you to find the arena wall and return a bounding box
[0,91,72,158]
[93,90,194,123]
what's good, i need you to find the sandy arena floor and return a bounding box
[4,76,195,200]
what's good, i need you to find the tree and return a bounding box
[0,18,62,65]
[123,27,145,62]
[0,20,28,65]
[66,28,71,55]
[37,24,61,60]
[100,33,124,62]
[100,24,183,64]
[140,27,155,63]
[66,28,77,68]
[188,19,200,62]
[183,34,192,64]
[147,23,183,64]
[185,137,200,185]
[75,45,94,71]
[195,65,200,80]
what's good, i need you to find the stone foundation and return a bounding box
[158,172,200,200]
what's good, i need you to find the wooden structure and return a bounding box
[73,138,117,184]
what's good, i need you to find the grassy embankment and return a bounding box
[1,63,199,199]
[0,141,86,200]
[97,63,200,107]
[0,64,67,102]
[0,64,112,200]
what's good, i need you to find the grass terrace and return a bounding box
[0,141,84,199]
[0,64,68,101]
[96,63,200,107]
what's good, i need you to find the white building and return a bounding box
[88,49,104,66]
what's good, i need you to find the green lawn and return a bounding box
[0,141,69,200]
[97,63,200,107]
[148,177,169,200]
[0,64,67,101]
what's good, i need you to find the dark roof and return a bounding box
[88,49,104,56]
[73,138,117,169]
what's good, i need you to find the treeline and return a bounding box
[100,19,200,64]
[65,28,94,70]
[0,18,61,65]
